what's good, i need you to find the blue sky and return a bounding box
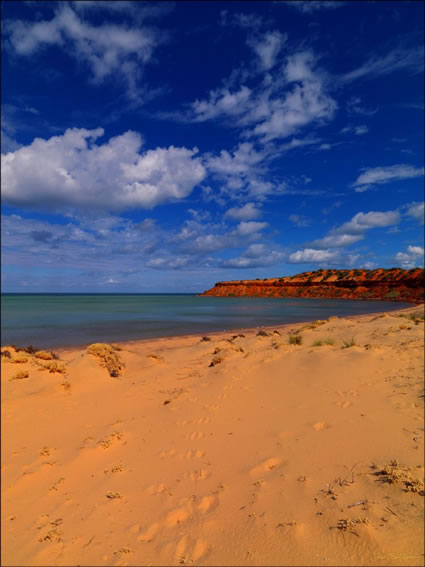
[1,0,424,292]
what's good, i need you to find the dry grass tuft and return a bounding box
[11,354,30,364]
[34,350,55,360]
[38,361,67,374]
[312,338,335,347]
[10,370,29,381]
[87,343,125,377]
[374,461,424,495]
[289,334,303,346]
[209,355,224,367]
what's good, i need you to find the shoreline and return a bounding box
[53,303,424,354]
[3,300,418,354]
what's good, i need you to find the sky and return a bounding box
[1,0,424,293]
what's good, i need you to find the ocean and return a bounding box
[1,293,412,349]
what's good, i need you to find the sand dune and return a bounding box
[1,305,424,566]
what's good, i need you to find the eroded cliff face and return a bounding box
[200,268,425,303]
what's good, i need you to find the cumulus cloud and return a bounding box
[395,245,424,269]
[225,202,262,221]
[311,209,400,249]
[335,210,401,234]
[288,248,360,266]
[405,201,424,224]
[352,164,425,192]
[234,221,268,236]
[221,244,283,268]
[1,128,206,211]
[288,214,311,227]
[205,142,281,199]
[5,4,162,99]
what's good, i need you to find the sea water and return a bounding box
[1,293,411,349]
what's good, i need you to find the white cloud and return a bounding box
[342,46,424,83]
[346,96,378,116]
[1,128,206,211]
[225,202,262,221]
[352,164,424,191]
[289,248,340,263]
[250,52,337,141]
[395,245,424,269]
[187,50,337,143]
[248,31,287,71]
[221,245,283,268]
[191,86,252,122]
[285,1,343,14]
[336,211,401,234]
[341,124,369,136]
[5,4,161,99]
[405,201,424,224]
[288,214,311,227]
[235,221,268,236]
[312,233,364,248]
[311,209,401,249]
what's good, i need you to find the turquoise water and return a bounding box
[1,294,411,349]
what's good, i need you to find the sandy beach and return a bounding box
[1,304,424,566]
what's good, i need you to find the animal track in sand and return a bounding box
[146,483,169,495]
[177,416,210,425]
[250,457,282,477]
[198,494,219,513]
[336,400,353,408]
[138,522,161,542]
[184,431,205,441]
[165,505,192,527]
[175,535,209,563]
[159,449,177,459]
[313,421,331,431]
[180,449,206,460]
[183,468,211,481]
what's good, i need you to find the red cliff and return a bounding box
[200,268,425,303]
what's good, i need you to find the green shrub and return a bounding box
[342,338,356,349]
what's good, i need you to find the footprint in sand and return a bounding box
[250,457,282,477]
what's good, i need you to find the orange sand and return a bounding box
[1,305,424,566]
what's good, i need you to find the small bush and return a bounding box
[257,330,270,337]
[200,336,211,342]
[289,334,303,346]
[342,338,356,349]
[1,349,11,359]
[312,338,335,347]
